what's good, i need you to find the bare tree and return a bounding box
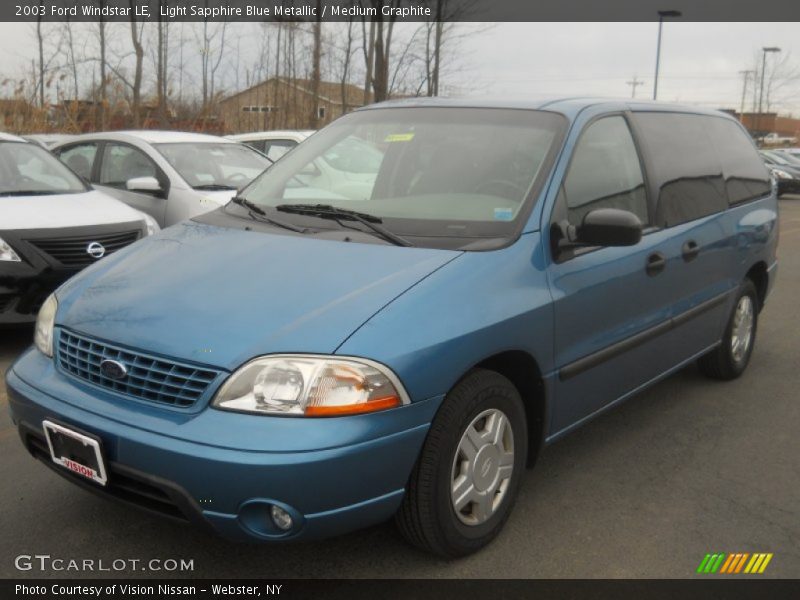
[309,1,323,128]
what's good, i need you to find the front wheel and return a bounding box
[698,279,759,380]
[396,369,527,558]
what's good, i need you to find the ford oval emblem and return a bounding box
[100,359,128,380]
[86,242,106,259]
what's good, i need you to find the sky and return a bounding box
[0,21,797,115]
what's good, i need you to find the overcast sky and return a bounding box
[0,21,797,115]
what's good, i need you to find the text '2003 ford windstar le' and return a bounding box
[7,98,777,557]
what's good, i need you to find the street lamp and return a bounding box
[756,46,781,137]
[653,10,682,101]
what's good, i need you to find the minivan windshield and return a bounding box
[237,108,565,248]
[155,142,270,190]
[0,141,87,196]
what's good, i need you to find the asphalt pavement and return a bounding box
[1,198,798,579]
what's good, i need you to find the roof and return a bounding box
[0,132,26,142]
[358,96,737,121]
[64,130,236,144]
[226,130,315,143]
[222,77,369,108]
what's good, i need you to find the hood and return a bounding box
[202,190,239,205]
[56,221,460,371]
[1,189,147,230]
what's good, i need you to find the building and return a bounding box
[728,111,800,139]
[219,77,371,134]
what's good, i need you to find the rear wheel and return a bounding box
[396,369,527,557]
[698,279,758,380]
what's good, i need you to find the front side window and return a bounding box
[236,108,566,249]
[557,116,648,227]
[56,143,98,180]
[99,144,157,187]
[0,142,87,196]
[156,143,269,190]
[264,139,297,162]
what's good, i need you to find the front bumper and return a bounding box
[6,348,442,542]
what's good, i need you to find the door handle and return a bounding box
[682,240,700,262]
[646,252,666,276]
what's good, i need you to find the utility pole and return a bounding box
[757,47,781,138]
[626,76,645,98]
[739,70,754,125]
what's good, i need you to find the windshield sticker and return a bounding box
[384,133,415,142]
[494,208,514,221]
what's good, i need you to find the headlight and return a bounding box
[772,168,792,180]
[0,236,21,262]
[141,213,160,236]
[213,355,410,417]
[34,294,57,357]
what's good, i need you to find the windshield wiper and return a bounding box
[0,190,64,196]
[229,196,309,234]
[275,204,413,247]
[194,183,238,191]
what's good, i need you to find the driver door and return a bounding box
[95,142,167,225]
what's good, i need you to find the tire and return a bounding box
[698,279,759,380]
[396,369,527,558]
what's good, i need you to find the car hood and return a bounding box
[56,221,460,371]
[0,189,146,230]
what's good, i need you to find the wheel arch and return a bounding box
[745,261,769,311]
[471,350,547,469]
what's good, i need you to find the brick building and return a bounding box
[219,77,371,134]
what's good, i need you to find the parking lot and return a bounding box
[1,197,798,579]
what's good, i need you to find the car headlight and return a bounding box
[0,236,21,262]
[34,294,57,357]
[213,355,410,417]
[141,213,160,236]
[772,168,793,180]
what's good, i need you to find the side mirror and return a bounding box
[576,208,642,247]
[126,176,162,194]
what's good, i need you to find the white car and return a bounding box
[52,131,270,227]
[0,132,158,325]
[762,132,798,145]
[226,130,314,162]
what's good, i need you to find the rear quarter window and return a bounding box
[633,112,728,228]
[703,118,771,205]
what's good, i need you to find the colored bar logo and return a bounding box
[697,553,773,574]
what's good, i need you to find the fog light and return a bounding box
[270,505,293,531]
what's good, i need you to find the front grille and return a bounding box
[29,230,140,266]
[57,330,223,409]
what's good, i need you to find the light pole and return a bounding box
[756,46,781,138]
[653,10,682,101]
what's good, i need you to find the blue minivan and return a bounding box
[7,98,778,557]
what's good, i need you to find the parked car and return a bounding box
[7,99,777,557]
[226,130,314,161]
[23,134,77,150]
[0,132,158,326]
[760,150,800,196]
[52,131,270,227]
[783,147,800,161]
[761,132,798,146]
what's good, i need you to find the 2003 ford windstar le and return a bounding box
[6,98,778,557]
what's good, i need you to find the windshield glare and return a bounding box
[239,108,565,244]
[0,142,86,195]
[156,142,270,189]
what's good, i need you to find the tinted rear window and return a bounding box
[634,112,728,228]
[703,118,771,205]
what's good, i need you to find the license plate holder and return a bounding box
[42,420,108,486]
